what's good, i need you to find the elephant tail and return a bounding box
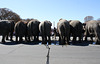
[41,22,46,36]
[64,22,70,36]
[88,26,94,35]
[63,22,68,36]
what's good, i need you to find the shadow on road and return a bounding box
[51,40,92,46]
[1,41,19,45]
[0,40,94,46]
[70,41,92,46]
[23,41,41,45]
[0,41,42,45]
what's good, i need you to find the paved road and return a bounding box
[0,36,100,64]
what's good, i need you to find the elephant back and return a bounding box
[27,19,40,35]
[85,20,100,43]
[14,21,27,36]
[70,20,82,30]
[69,20,82,36]
[57,19,70,36]
[0,20,11,35]
[85,20,98,35]
[39,20,52,36]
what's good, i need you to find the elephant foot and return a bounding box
[66,42,70,45]
[15,41,20,44]
[96,41,100,45]
[89,40,93,42]
[48,42,51,45]
[84,39,87,41]
[36,39,39,42]
[78,40,82,43]
[42,41,47,44]
[59,43,66,45]
[2,40,5,43]
[59,41,66,45]
[48,40,51,45]
[27,40,31,42]
[26,39,31,42]
[6,38,9,40]
[19,39,23,42]
[33,39,38,42]
[72,41,77,45]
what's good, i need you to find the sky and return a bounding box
[0,0,100,27]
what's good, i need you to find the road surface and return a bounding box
[0,36,100,64]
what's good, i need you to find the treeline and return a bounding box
[0,8,34,22]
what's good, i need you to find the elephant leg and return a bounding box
[84,30,88,41]
[63,36,66,44]
[73,35,76,44]
[6,35,9,40]
[79,35,82,43]
[2,35,6,42]
[90,36,93,42]
[42,35,44,43]
[16,36,18,42]
[84,35,87,41]
[25,35,27,42]
[60,35,64,45]
[28,36,31,42]
[73,36,76,42]
[10,32,13,41]
[19,36,23,42]
[95,33,100,44]
[59,35,61,42]
[30,36,33,41]
[59,36,62,45]
[48,36,51,44]
[34,36,36,41]
[44,35,47,44]
[42,35,46,44]
[66,36,70,45]
[54,33,56,39]
[95,36,98,44]
[36,35,39,41]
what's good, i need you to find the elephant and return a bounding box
[0,20,15,42]
[27,19,40,41]
[57,19,70,45]
[84,20,100,44]
[69,20,83,43]
[82,22,94,41]
[39,20,52,44]
[53,27,57,39]
[6,20,15,41]
[14,21,27,42]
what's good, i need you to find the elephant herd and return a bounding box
[0,19,100,45]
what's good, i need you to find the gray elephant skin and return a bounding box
[14,21,27,42]
[6,20,15,41]
[84,20,100,44]
[39,20,52,44]
[57,19,70,45]
[69,20,83,43]
[0,20,15,42]
[27,19,40,41]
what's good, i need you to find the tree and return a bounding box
[22,18,34,22]
[84,16,94,22]
[0,8,21,22]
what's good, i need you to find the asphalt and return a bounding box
[0,36,100,64]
